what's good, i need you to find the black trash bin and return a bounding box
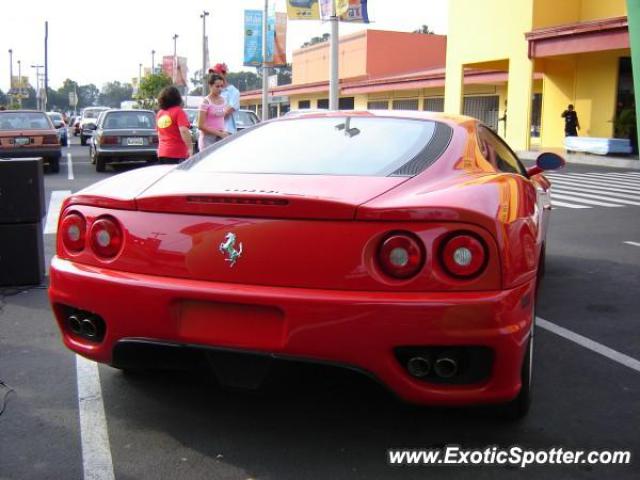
[0,158,46,286]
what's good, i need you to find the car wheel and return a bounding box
[80,135,87,146]
[96,155,106,172]
[501,316,534,421]
[49,156,60,174]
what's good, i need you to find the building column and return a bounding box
[444,63,464,114]
[506,56,534,151]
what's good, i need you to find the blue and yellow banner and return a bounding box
[243,9,287,67]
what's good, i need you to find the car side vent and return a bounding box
[390,122,453,177]
[187,196,289,206]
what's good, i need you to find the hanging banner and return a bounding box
[162,56,188,85]
[289,0,369,23]
[244,10,263,66]
[286,0,320,20]
[273,12,288,66]
[176,57,188,86]
[244,10,288,67]
[341,0,369,23]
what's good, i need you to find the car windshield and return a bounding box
[185,116,450,177]
[0,112,51,130]
[103,111,156,129]
[234,111,258,128]
[48,113,63,122]
[83,109,106,119]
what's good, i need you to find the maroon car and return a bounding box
[0,110,62,172]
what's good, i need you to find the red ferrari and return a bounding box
[49,111,564,418]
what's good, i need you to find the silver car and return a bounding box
[88,109,158,172]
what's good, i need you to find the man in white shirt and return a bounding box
[209,63,240,134]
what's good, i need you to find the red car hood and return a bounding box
[134,169,409,220]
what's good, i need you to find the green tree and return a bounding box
[99,81,134,107]
[190,69,205,96]
[413,25,434,34]
[301,33,330,48]
[0,89,7,107]
[226,71,261,92]
[78,84,100,108]
[136,72,172,109]
[274,63,292,86]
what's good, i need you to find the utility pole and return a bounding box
[31,65,44,110]
[44,21,48,111]
[138,63,142,88]
[8,49,13,97]
[329,2,339,110]
[172,34,179,85]
[151,50,156,74]
[201,10,209,95]
[261,0,269,121]
[17,60,22,108]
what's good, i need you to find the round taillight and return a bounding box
[378,233,425,279]
[60,213,86,253]
[89,217,123,259]
[441,234,487,278]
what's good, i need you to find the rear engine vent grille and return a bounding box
[187,196,289,206]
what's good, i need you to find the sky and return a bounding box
[0,0,448,92]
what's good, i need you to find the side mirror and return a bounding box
[527,152,565,176]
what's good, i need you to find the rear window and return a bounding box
[0,112,52,130]
[184,116,452,177]
[103,111,155,129]
[234,110,259,128]
[83,109,106,119]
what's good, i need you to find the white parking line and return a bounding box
[76,355,115,480]
[623,241,640,248]
[537,317,640,374]
[44,190,72,234]
[67,153,74,180]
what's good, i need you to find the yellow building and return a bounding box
[445,0,632,151]
[241,1,633,153]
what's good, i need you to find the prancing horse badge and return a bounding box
[219,232,243,267]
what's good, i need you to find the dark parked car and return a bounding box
[88,109,158,172]
[0,110,62,172]
[47,112,68,146]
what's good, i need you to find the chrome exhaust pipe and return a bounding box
[81,317,98,338]
[68,314,82,334]
[407,356,431,378]
[434,354,458,378]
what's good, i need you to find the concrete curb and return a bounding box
[518,150,640,170]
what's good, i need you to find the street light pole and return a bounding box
[8,49,13,97]
[138,63,142,89]
[172,34,179,85]
[261,0,269,121]
[31,65,44,110]
[151,49,156,74]
[329,2,339,110]
[17,59,22,108]
[201,10,209,95]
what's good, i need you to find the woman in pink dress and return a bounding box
[197,73,230,151]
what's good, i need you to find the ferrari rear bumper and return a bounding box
[49,256,535,406]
